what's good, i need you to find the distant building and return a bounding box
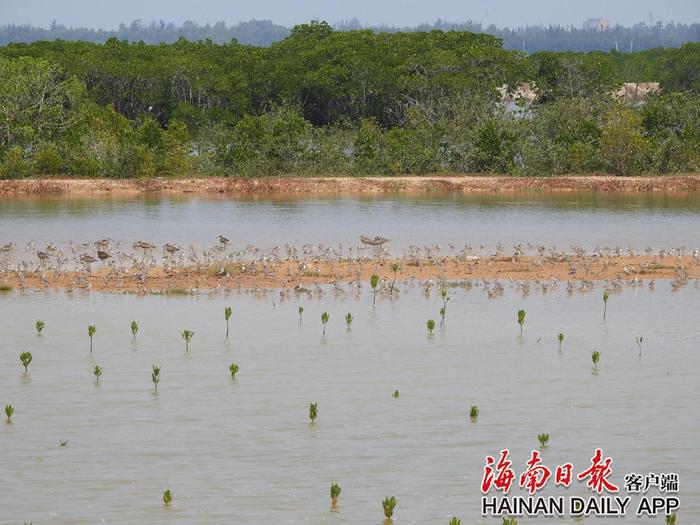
[583,17,611,31]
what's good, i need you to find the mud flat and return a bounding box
[2,175,700,196]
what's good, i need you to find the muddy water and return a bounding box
[1,283,698,524]
[1,192,699,254]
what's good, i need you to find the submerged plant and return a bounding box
[393,390,400,398]
[163,489,172,505]
[298,306,304,324]
[470,405,479,420]
[35,320,45,335]
[93,365,103,383]
[427,319,435,335]
[382,496,397,520]
[181,329,194,351]
[88,324,96,352]
[636,336,643,357]
[309,402,318,423]
[345,313,353,328]
[592,350,601,368]
[321,312,329,335]
[20,351,32,373]
[330,483,341,508]
[152,365,161,391]
[5,404,13,421]
[224,306,232,339]
[131,321,139,340]
[557,332,564,350]
[390,263,400,294]
[603,291,609,321]
[538,433,549,448]
[449,518,461,525]
[517,309,526,335]
[229,362,239,379]
[370,274,380,307]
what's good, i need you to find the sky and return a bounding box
[1,0,699,29]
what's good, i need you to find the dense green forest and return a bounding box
[0,21,699,178]
[2,18,698,52]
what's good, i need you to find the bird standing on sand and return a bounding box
[218,235,230,246]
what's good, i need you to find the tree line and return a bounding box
[0,22,698,178]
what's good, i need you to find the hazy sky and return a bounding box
[1,0,699,29]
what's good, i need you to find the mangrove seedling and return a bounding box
[390,263,400,294]
[502,519,518,525]
[636,336,643,357]
[93,365,103,383]
[321,312,329,335]
[163,489,172,505]
[538,433,549,448]
[5,404,13,421]
[88,324,96,352]
[152,365,161,391]
[60,440,68,447]
[603,291,609,321]
[427,319,435,335]
[449,518,461,525]
[440,288,450,326]
[309,402,318,423]
[666,513,677,525]
[370,274,380,307]
[229,362,239,379]
[224,306,232,339]
[330,483,341,508]
[558,332,564,350]
[382,496,397,520]
[592,350,601,369]
[298,306,304,324]
[393,390,400,398]
[131,321,138,340]
[470,405,479,420]
[345,313,353,328]
[20,351,32,373]
[35,320,45,335]
[181,329,194,351]
[517,309,526,335]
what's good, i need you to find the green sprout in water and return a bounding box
[5,404,14,421]
[309,402,318,423]
[131,321,138,340]
[592,350,601,369]
[538,433,549,448]
[666,513,677,525]
[229,362,239,379]
[470,405,479,420]
[345,313,353,329]
[502,519,518,525]
[382,496,397,520]
[558,333,564,350]
[636,336,643,357]
[181,329,194,351]
[393,390,400,398]
[224,306,232,339]
[449,518,461,525]
[517,309,526,335]
[88,324,96,352]
[152,365,161,391]
[440,288,450,326]
[60,440,68,447]
[20,351,32,373]
[298,306,304,324]
[427,319,435,335]
[163,489,172,505]
[35,320,45,335]
[390,263,400,294]
[370,274,380,307]
[93,365,103,383]
[603,291,609,321]
[330,483,341,508]
[321,312,329,335]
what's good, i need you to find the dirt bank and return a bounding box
[1,175,700,196]
[2,255,696,293]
